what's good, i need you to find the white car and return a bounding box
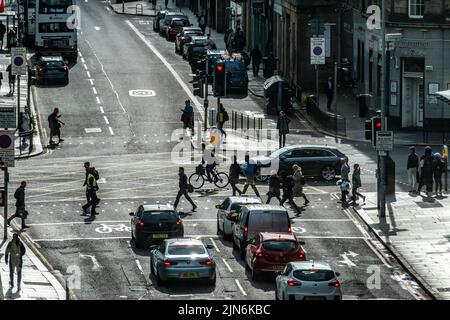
[216,196,262,239]
[275,261,342,300]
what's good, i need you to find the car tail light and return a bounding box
[37,67,44,72]
[136,221,144,228]
[297,250,305,260]
[255,250,263,257]
[287,279,302,287]
[176,220,182,225]
[163,260,177,267]
[199,258,214,266]
[243,226,248,241]
[63,66,68,71]
[288,226,292,233]
[329,280,340,288]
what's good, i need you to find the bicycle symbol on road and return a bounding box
[95,224,131,234]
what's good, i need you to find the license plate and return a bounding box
[272,265,285,271]
[152,234,168,239]
[304,296,324,300]
[180,272,198,279]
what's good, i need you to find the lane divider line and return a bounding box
[96,96,101,104]
[108,126,114,135]
[99,106,105,113]
[93,87,97,95]
[86,71,91,78]
[209,237,220,253]
[221,258,233,273]
[104,116,109,125]
[235,279,247,296]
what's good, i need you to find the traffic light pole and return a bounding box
[204,59,209,132]
[379,0,387,217]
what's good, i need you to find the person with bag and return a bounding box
[241,154,261,197]
[266,171,281,204]
[5,233,26,290]
[337,178,352,207]
[417,146,434,197]
[350,163,366,205]
[433,153,445,196]
[217,103,228,139]
[280,172,302,215]
[229,155,242,196]
[406,146,419,193]
[181,100,194,135]
[292,165,309,206]
[48,107,65,145]
[82,167,100,215]
[7,181,30,230]
[174,167,197,212]
[277,111,290,149]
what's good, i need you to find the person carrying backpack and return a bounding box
[241,154,260,197]
[280,172,302,215]
[217,103,228,139]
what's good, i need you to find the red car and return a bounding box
[166,17,191,41]
[245,232,306,281]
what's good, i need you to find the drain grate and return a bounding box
[437,288,450,292]
[415,201,444,208]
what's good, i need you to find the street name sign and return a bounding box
[0,130,15,167]
[11,47,27,76]
[311,37,325,65]
[376,131,393,151]
[0,105,17,129]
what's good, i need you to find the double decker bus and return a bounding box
[35,0,78,62]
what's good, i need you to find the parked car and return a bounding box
[240,145,347,181]
[230,204,292,259]
[129,204,183,248]
[183,35,207,59]
[159,12,187,36]
[195,49,228,80]
[153,10,169,32]
[275,261,342,300]
[245,232,306,281]
[166,17,191,41]
[216,196,262,240]
[150,238,216,285]
[187,37,210,67]
[224,58,248,95]
[175,27,203,54]
[35,56,69,85]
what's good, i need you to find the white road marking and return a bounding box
[81,57,85,64]
[293,218,351,222]
[96,96,101,104]
[84,39,127,114]
[95,26,101,31]
[209,237,220,253]
[93,87,97,95]
[108,126,114,135]
[27,220,129,226]
[129,89,155,97]
[99,106,105,113]
[221,258,233,273]
[300,236,365,239]
[89,79,94,85]
[32,235,221,242]
[83,63,88,70]
[86,71,91,78]
[103,116,109,124]
[78,51,82,57]
[80,254,101,270]
[235,279,247,296]
[84,128,102,133]
[125,20,203,117]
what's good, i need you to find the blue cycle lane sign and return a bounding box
[310,37,325,65]
[11,47,27,76]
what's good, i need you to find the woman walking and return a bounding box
[292,165,310,206]
[276,111,290,149]
[433,153,445,196]
[229,155,242,196]
[48,107,65,145]
[351,164,366,205]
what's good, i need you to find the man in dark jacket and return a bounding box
[277,111,290,149]
[5,233,26,290]
[7,181,29,230]
[250,45,262,77]
[266,171,281,204]
[407,146,419,193]
[325,76,334,110]
[174,167,197,212]
[229,155,242,196]
[417,146,434,196]
[280,172,301,215]
[82,168,100,215]
[0,21,6,49]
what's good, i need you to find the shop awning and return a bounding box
[436,90,450,104]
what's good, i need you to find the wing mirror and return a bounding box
[215,204,222,209]
[206,244,214,250]
[335,272,341,277]
[129,212,135,216]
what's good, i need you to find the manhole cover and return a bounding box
[415,201,443,208]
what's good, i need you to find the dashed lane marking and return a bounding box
[86,71,91,78]
[104,116,109,125]
[81,57,86,64]
[209,237,220,253]
[83,64,88,70]
[84,128,102,133]
[89,79,94,85]
[221,258,233,273]
[99,106,105,113]
[235,279,247,296]
[31,235,221,242]
[93,87,98,95]
[96,96,101,104]
[108,126,114,135]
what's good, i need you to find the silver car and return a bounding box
[150,238,216,286]
[275,261,342,300]
[216,196,262,239]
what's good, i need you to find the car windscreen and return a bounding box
[262,240,298,252]
[167,244,206,255]
[248,212,289,233]
[230,202,260,212]
[165,15,185,24]
[172,20,189,27]
[142,211,177,223]
[192,46,206,53]
[43,61,64,68]
[270,147,292,158]
[293,269,335,282]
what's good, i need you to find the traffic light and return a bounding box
[213,61,226,97]
[193,72,204,98]
[365,119,372,141]
[371,116,382,147]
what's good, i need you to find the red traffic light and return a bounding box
[375,120,382,128]
[216,65,224,72]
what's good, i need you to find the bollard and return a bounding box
[122,0,125,12]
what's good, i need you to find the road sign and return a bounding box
[311,37,325,65]
[376,131,393,151]
[0,106,16,129]
[11,47,27,76]
[0,131,14,167]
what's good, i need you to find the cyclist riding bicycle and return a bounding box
[201,144,219,183]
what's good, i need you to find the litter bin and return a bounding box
[263,76,293,115]
[262,56,277,78]
[385,155,395,195]
[358,93,371,117]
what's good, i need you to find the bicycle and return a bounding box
[189,165,229,189]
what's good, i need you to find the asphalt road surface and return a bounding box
[7,1,431,300]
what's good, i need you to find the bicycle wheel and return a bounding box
[214,172,229,189]
[189,173,205,189]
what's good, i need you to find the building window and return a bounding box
[408,0,424,19]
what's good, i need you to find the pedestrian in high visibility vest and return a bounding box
[82,167,100,215]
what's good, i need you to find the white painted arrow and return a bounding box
[80,254,102,270]
[346,251,359,258]
[337,253,357,267]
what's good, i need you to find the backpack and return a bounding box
[223,110,229,122]
[14,188,19,200]
[285,175,295,189]
[92,168,100,180]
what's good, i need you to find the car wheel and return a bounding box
[64,77,69,85]
[282,293,286,300]
[156,269,164,286]
[275,290,279,300]
[134,237,144,249]
[239,242,246,259]
[245,260,251,271]
[232,237,239,251]
[208,273,216,286]
[321,166,336,181]
[217,219,222,235]
[150,258,155,276]
[251,268,259,281]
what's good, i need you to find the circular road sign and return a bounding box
[14,56,25,67]
[313,46,323,56]
[0,134,13,149]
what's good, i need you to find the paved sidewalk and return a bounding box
[108,0,157,16]
[353,191,450,299]
[0,220,66,300]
